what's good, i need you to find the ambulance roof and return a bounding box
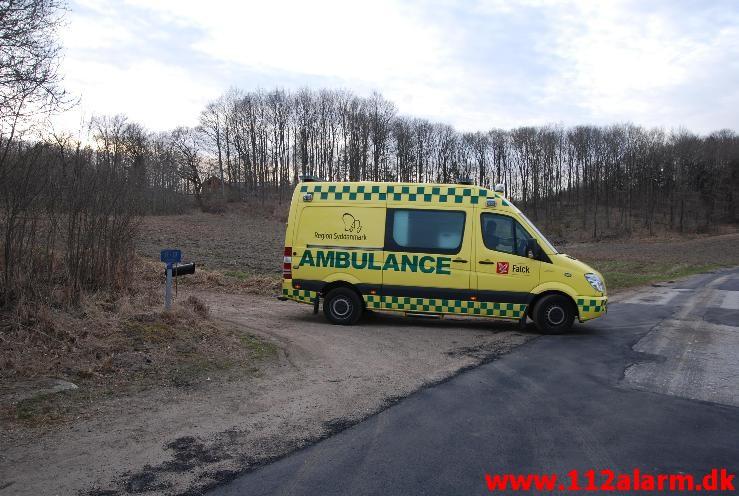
[296,181,512,208]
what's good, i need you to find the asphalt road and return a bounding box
[209,269,739,495]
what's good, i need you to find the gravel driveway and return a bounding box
[1,292,532,496]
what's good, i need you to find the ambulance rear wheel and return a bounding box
[324,287,363,325]
[533,295,575,333]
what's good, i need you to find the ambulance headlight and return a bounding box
[585,273,605,293]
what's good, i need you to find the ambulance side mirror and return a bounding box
[527,239,543,260]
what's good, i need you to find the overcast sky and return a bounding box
[55,0,739,134]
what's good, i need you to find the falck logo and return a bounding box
[496,262,509,274]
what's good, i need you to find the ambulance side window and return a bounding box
[386,209,465,255]
[481,213,533,257]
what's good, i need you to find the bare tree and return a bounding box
[169,127,205,208]
[1,0,68,180]
[199,98,227,199]
[368,92,396,181]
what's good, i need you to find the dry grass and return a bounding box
[175,266,281,296]
[137,202,287,276]
[0,258,278,426]
[563,231,739,291]
[137,204,286,297]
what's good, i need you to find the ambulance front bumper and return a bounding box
[576,295,607,322]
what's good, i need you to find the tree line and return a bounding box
[191,88,737,237]
[72,88,736,238]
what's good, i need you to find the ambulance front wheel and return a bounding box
[532,294,575,333]
[324,287,363,325]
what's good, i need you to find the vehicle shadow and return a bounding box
[291,307,546,336]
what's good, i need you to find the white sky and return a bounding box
[53,0,739,134]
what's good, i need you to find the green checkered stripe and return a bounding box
[283,287,318,304]
[364,295,527,319]
[386,185,489,205]
[577,297,607,320]
[577,298,606,313]
[299,184,387,201]
[299,183,491,205]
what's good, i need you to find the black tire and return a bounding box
[532,295,575,333]
[323,287,363,325]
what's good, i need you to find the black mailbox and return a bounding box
[165,263,196,277]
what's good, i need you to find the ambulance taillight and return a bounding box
[283,247,292,279]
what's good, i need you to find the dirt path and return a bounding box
[1,293,532,496]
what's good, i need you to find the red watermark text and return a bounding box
[484,468,735,492]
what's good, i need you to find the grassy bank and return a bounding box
[590,261,721,291]
[0,260,279,427]
[565,231,739,292]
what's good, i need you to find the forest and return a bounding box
[190,87,738,237]
[17,87,734,235]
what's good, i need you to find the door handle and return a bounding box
[452,258,468,263]
[479,260,495,265]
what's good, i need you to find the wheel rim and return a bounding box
[331,297,352,319]
[546,305,566,326]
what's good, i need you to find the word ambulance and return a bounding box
[298,249,452,275]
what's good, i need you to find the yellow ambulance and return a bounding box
[279,179,606,333]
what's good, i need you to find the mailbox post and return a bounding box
[160,249,181,310]
[165,264,173,310]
